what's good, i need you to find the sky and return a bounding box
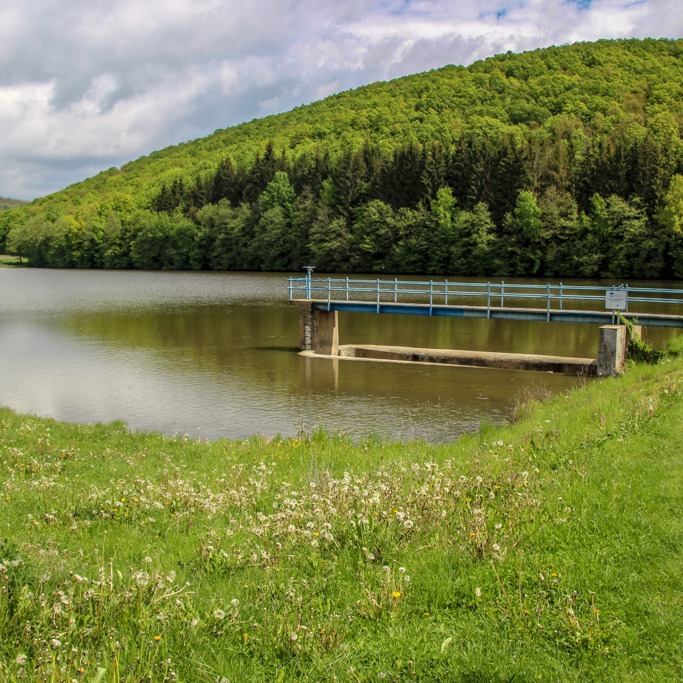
[1,0,682,201]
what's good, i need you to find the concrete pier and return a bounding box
[596,325,627,376]
[293,301,339,356]
[291,301,638,377]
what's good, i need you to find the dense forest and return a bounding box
[2,38,683,278]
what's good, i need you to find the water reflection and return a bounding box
[0,269,677,442]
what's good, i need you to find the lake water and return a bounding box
[0,269,676,442]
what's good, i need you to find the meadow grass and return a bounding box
[0,255,23,267]
[1,348,682,682]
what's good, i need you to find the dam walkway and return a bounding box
[287,275,683,376]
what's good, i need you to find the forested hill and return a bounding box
[3,38,683,278]
[0,197,26,211]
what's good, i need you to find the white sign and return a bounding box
[605,289,627,310]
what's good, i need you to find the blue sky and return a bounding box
[0,0,681,200]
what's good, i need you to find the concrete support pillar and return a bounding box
[597,325,627,376]
[313,308,339,356]
[294,301,314,351]
[293,301,339,355]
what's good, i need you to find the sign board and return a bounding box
[605,289,627,310]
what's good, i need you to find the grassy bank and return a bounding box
[1,355,682,682]
[0,255,23,267]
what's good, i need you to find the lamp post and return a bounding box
[303,265,315,300]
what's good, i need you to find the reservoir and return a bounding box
[0,269,676,442]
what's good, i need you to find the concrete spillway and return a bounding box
[292,301,631,376]
[335,344,597,376]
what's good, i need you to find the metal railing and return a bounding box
[287,276,683,317]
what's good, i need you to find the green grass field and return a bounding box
[0,255,23,267]
[1,348,682,681]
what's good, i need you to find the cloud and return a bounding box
[0,0,680,200]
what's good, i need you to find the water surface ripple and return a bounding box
[2,269,673,442]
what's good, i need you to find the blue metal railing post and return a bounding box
[500,281,505,307]
[559,282,563,310]
[376,279,380,313]
[546,283,551,321]
[487,282,491,318]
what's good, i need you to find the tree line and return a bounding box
[5,122,683,279]
[3,38,683,278]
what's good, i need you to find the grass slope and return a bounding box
[1,355,682,681]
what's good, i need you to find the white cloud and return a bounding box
[0,0,680,200]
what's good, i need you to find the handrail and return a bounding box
[287,276,683,315]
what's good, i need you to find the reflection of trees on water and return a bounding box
[61,303,296,359]
[58,300,591,406]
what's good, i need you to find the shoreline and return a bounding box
[1,351,682,680]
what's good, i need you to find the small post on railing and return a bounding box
[487,282,491,318]
[376,279,381,313]
[546,283,551,321]
[429,281,434,315]
[500,281,505,308]
[444,279,449,306]
[559,282,563,310]
[394,277,398,304]
[346,277,350,301]
[303,265,315,300]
